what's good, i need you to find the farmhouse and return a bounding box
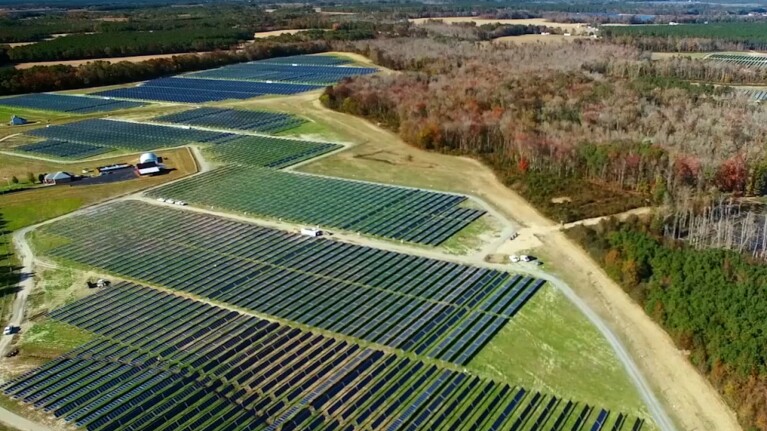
[43,171,73,184]
[9,115,28,126]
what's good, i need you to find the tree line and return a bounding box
[3,28,252,63]
[568,217,767,431]
[0,40,331,95]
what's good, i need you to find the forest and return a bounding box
[4,29,252,62]
[323,38,767,221]
[603,22,767,52]
[568,217,767,430]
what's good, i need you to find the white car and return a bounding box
[156,197,165,202]
[520,255,531,262]
[509,255,520,263]
[166,199,176,205]
[175,201,187,206]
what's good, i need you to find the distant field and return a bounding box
[410,17,587,33]
[253,29,306,38]
[492,34,586,44]
[13,51,214,69]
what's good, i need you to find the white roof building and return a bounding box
[44,171,72,184]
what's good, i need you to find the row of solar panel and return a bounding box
[148,165,484,246]
[0,93,145,114]
[204,136,342,169]
[0,282,644,431]
[16,140,111,159]
[152,107,306,133]
[186,62,377,85]
[93,77,323,103]
[43,201,537,364]
[21,118,235,157]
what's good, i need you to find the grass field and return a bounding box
[0,146,197,231]
[469,284,649,420]
[18,319,94,360]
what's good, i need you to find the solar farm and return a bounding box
[204,136,342,168]
[186,63,378,85]
[90,55,375,104]
[10,118,236,159]
[3,282,644,431]
[41,200,525,363]
[148,166,485,245]
[0,94,146,114]
[707,53,767,68]
[152,107,307,134]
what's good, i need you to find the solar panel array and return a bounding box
[153,107,306,133]
[16,140,112,159]
[43,201,536,364]
[204,136,341,168]
[19,118,236,158]
[93,77,323,103]
[739,89,767,102]
[186,63,378,85]
[708,53,767,69]
[148,166,484,246]
[258,54,353,66]
[2,282,644,431]
[0,94,145,114]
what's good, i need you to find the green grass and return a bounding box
[0,197,83,232]
[468,284,651,422]
[20,318,95,358]
[0,105,76,126]
[439,215,495,255]
[277,118,338,139]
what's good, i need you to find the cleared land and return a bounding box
[254,29,306,38]
[409,17,587,33]
[13,52,214,69]
[491,34,587,45]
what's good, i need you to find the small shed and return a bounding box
[10,115,28,126]
[43,171,72,184]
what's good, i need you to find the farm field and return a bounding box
[148,166,486,246]
[2,282,646,431]
[408,17,587,33]
[12,52,215,69]
[38,200,523,364]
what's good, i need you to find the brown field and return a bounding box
[254,29,307,38]
[409,17,587,33]
[5,42,37,48]
[491,34,588,44]
[14,52,213,69]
